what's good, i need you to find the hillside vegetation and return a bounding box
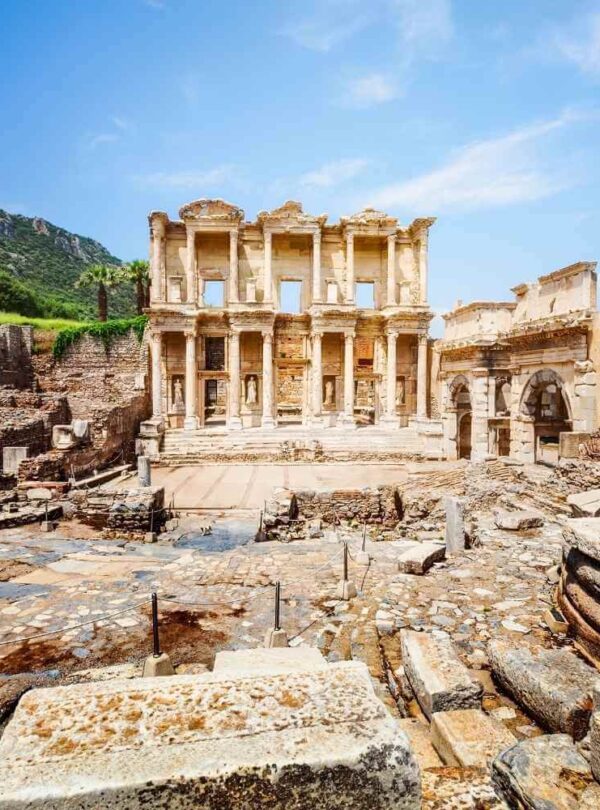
[0,209,134,319]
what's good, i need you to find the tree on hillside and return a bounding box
[124,259,150,314]
[75,264,122,322]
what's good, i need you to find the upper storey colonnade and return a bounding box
[148,199,435,312]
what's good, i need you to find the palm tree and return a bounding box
[76,264,122,322]
[123,260,150,314]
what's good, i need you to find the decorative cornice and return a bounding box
[257,200,327,230]
[178,198,244,223]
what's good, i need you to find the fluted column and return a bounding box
[229,230,239,304]
[151,331,163,420]
[311,331,322,421]
[312,231,322,303]
[340,332,355,427]
[151,218,165,304]
[345,232,354,303]
[386,330,398,420]
[263,230,273,304]
[387,234,396,306]
[261,331,275,428]
[186,228,197,304]
[184,329,198,430]
[228,331,242,430]
[416,333,428,418]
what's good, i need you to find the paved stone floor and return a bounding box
[150,462,413,510]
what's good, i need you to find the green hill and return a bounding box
[0,209,135,319]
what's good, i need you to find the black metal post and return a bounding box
[343,543,348,581]
[150,507,154,534]
[45,501,48,522]
[259,510,264,533]
[151,592,161,657]
[274,581,281,631]
[362,523,367,552]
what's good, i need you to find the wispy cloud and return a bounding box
[342,73,399,107]
[112,116,133,131]
[550,11,600,77]
[132,166,236,190]
[392,0,453,58]
[144,0,166,9]
[367,110,587,212]
[87,132,120,149]
[300,158,369,188]
[280,1,368,52]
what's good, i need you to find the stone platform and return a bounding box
[0,661,421,809]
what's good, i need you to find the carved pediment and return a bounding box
[178,198,244,223]
[341,208,398,231]
[257,200,327,229]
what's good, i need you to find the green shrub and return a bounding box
[0,268,86,320]
[52,315,148,359]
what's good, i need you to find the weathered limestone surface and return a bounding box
[431,709,515,767]
[397,541,445,574]
[444,496,465,555]
[212,646,328,678]
[492,734,593,810]
[0,662,421,809]
[487,640,597,740]
[397,718,443,769]
[589,684,600,782]
[400,630,483,719]
[494,510,543,531]
[567,489,600,518]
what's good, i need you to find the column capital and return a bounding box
[149,329,163,345]
[184,328,196,340]
[311,329,324,340]
[313,229,322,243]
[344,331,355,342]
[261,330,273,343]
[418,333,428,345]
[230,328,241,340]
[346,230,354,243]
[386,328,399,339]
[387,233,396,245]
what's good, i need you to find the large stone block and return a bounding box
[488,639,597,740]
[0,662,421,809]
[563,518,600,564]
[400,630,483,719]
[492,734,593,809]
[567,490,600,518]
[2,446,27,474]
[397,541,445,574]
[444,496,465,555]
[431,709,515,767]
[212,646,328,678]
[494,510,543,530]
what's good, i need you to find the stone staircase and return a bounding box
[160,425,427,465]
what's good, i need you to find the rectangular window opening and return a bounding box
[204,280,225,308]
[280,280,302,314]
[355,282,375,309]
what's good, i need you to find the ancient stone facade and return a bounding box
[436,262,599,463]
[141,199,436,453]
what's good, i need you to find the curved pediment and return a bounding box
[341,208,398,230]
[178,198,244,223]
[257,200,327,229]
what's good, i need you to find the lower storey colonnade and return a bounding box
[149,324,429,431]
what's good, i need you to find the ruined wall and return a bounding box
[0,391,69,473]
[0,324,33,389]
[294,487,399,526]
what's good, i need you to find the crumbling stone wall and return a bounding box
[72,484,165,533]
[295,488,399,525]
[0,324,33,389]
[0,391,69,472]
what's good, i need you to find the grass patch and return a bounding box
[0,311,90,331]
[52,315,148,359]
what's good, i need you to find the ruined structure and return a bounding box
[140,199,438,459]
[436,261,599,464]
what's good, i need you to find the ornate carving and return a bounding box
[257,200,327,228]
[178,198,244,223]
[341,208,398,230]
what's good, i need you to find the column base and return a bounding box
[380,415,401,428]
[227,416,243,431]
[183,416,199,431]
[337,413,357,429]
[308,415,324,428]
[261,415,277,429]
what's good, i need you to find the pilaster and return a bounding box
[261,331,276,428]
[228,330,242,430]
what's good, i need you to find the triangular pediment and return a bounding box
[257,200,327,228]
[341,208,398,229]
[178,198,244,222]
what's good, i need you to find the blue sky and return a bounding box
[1,0,599,331]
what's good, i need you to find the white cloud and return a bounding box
[342,73,399,107]
[551,11,600,77]
[112,116,132,131]
[300,158,369,188]
[133,166,235,190]
[391,0,453,56]
[367,111,584,212]
[280,1,368,52]
[87,132,120,149]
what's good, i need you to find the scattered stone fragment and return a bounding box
[398,717,443,769]
[567,490,600,518]
[397,541,445,575]
[492,734,593,810]
[431,708,516,767]
[444,496,465,555]
[401,630,483,719]
[488,639,597,740]
[500,619,530,634]
[494,510,544,530]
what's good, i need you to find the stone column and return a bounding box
[345,232,354,304]
[387,234,396,306]
[311,331,322,422]
[416,334,428,418]
[151,219,164,304]
[471,368,490,460]
[339,332,355,427]
[184,330,198,431]
[228,331,242,430]
[418,232,428,304]
[385,330,399,423]
[151,331,163,420]
[261,331,275,429]
[229,230,239,304]
[263,230,273,304]
[186,227,197,305]
[312,231,322,303]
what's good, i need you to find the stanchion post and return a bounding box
[338,542,357,601]
[152,592,160,657]
[274,580,281,630]
[356,522,370,565]
[142,592,175,677]
[264,581,288,648]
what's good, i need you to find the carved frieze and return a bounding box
[178,198,244,223]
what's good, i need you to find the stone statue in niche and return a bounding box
[246,375,258,405]
[173,377,185,412]
[396,376,406,407]
[324,379,335,407]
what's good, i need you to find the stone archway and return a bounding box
[519,369,572,463]
[449,375,472,460]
